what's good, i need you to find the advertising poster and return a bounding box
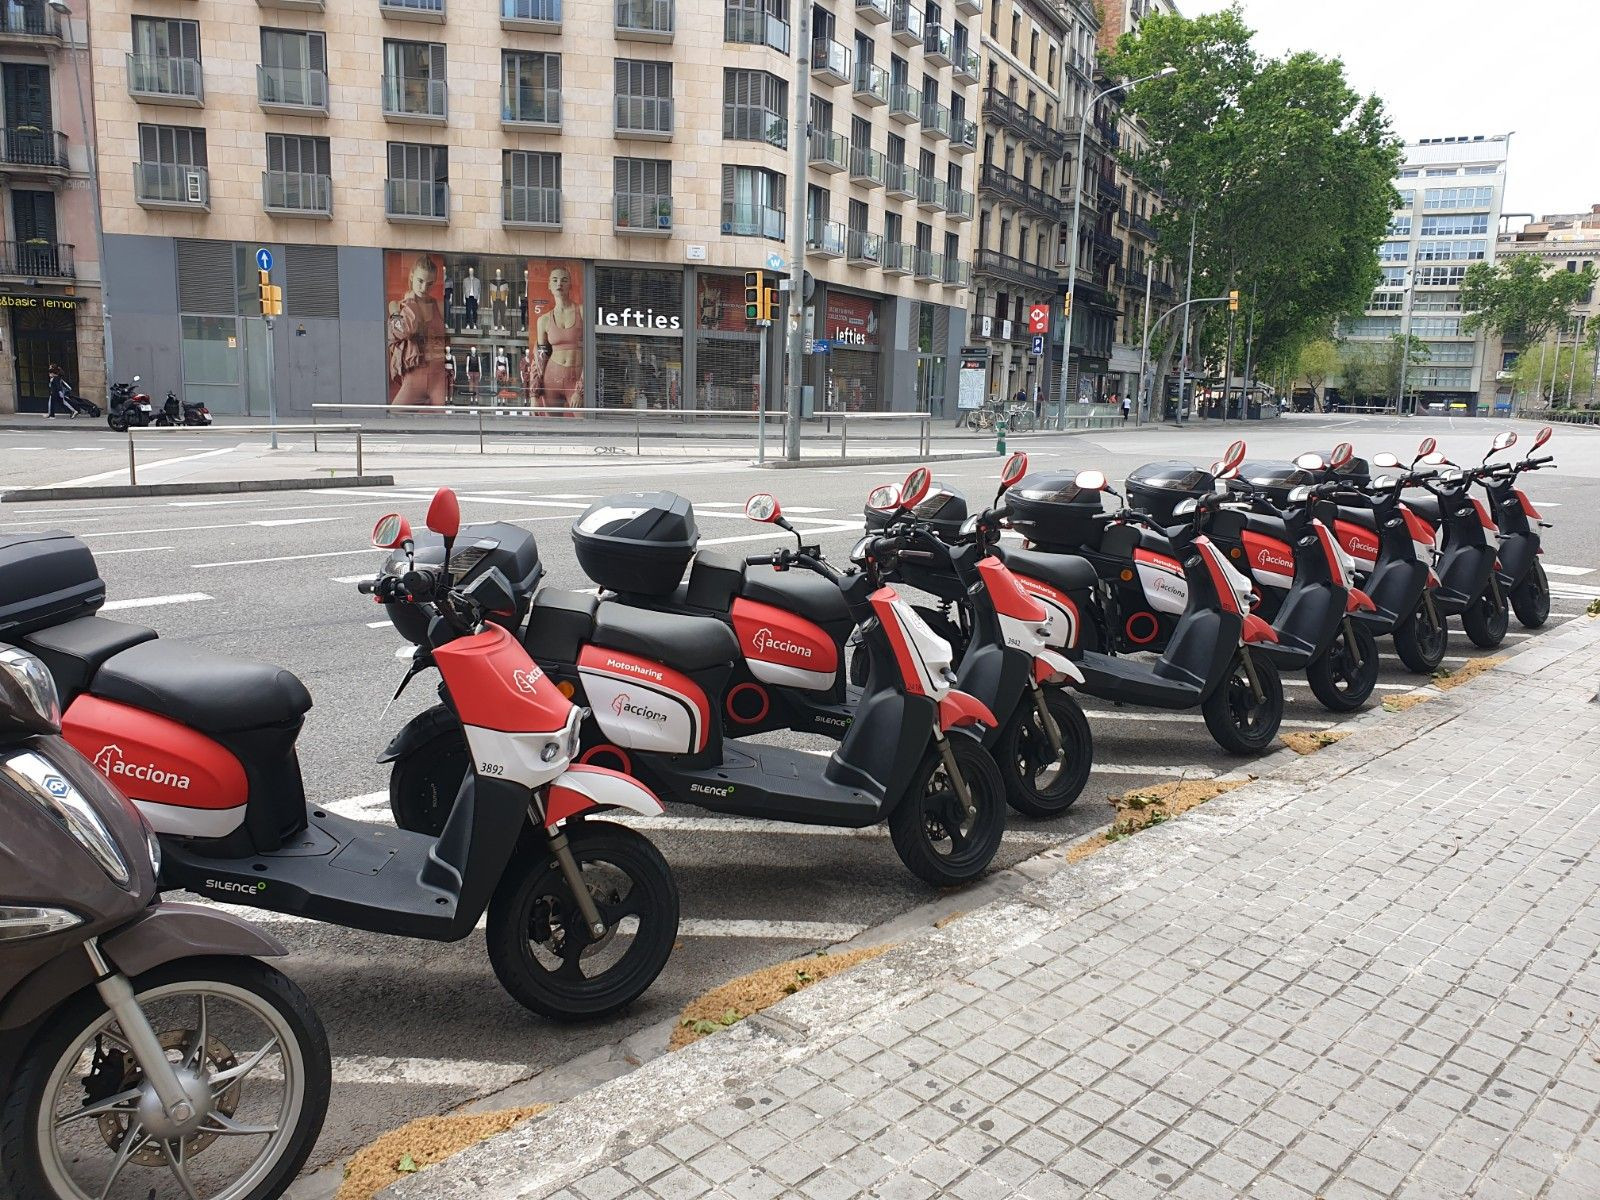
[824,292,879,347]
[384,251,449,406]
[695,273,748,333]
[526,258,585,412]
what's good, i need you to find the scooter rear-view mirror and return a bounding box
[1371,452,1401,469]
[1487,430,1517,460]
[1420,452,1448,466]
[1222,439,1247,473]
[866,484,900,511]
[745,493,782,523]
[1294,453,1325,471]
[900,467,932,509]
[427,489,461,538]
[1533,425,1553,450]
[1073,470,1109,492]
[1330,442,1354,469]
[1416,436,1437,460]
[998,452,1028,491]
[372,513,412,550]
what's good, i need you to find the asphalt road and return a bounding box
[2,413,1596,1179]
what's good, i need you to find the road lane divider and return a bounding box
[102,592,212,611]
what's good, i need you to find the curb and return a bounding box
[758,451,995,469]
[0,475,397,504]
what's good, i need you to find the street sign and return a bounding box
[812,339,831,355]
[255,248,273,273]
[1030,334,1045,356]
[766,252,786,272]
[1027,304,1049,334]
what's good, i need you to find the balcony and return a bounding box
[914,248,943,281]
[259,0,326,11]
[808,129,847,173]
[0,4,60,40]
[258,66,328,114]
[503,182,561,228]
[945,187,974,220]
[885,160,915,198]
[502,83,560,130]
[883,241,913,275]
[501,0,561,32]
[724,7,787,52]
[0,127,68,174]
[846,228,882,265]
[722,201,784,239]
[134,162,209,211]
[616,0,673,41]
[950,117,977,154]
[806,218,845,258]
[890,2,922,45]
[810,37,850,86]
[942,258,970,288]
[955,0,980,14]
[727,108,786,148]
[923,25,952,67]
[854,62,888,106]
[920,99,950,140]
[982,88,1065,154]
[979,163,1064,221]
[1090,228,1123,261]
[888,83,919,123]
[916,173,946,210]
[379,0,445,20]
[614,95,673,139]
[615,190,672,234]
[385,178,448,222]
[127,55,204,107]
[856,0,888,22]
[953,46,980,84]
[975,248,1057,288]
[0,240,74,278]
[1131,212,1157,240]
[849,143,884,187]
[262,170,332,217]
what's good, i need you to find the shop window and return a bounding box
[181,315,240,385]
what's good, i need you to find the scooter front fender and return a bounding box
[1034,648,1084,686]
[377,702,456,764]
[937,689,998,733]
[545,764,664,828]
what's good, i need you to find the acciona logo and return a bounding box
[1346,536,1377,560]
[93,744,191,791]
[604,657,664,682]
[611,693,668,723]
[1254,547,1294,574]
[751,627,812,659]
[513,666,544,693]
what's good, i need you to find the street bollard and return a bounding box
[996,418,1007,455]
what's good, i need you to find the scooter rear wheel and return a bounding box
[1392,599,1447,674]
[888,734,1006,886]
[1306,620,1379,713]
[996,688,1092,817]
[1201,651,1284,755]
[1511,561,1550,629]
[1462,583,1509,649]
[486,821,678,1021]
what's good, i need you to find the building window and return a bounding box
[1423,341,1474,364]
[1411,316,1462,338]
[1420,214,1488,237]
[1414,266,1467,286]
[180,315,239,385]
[614,156,671,229]
[129,16,202,99]
[615,59,673,136]
[1342,316,1400,339]
[503,149,561,226]
[725,0,789,53]
[264,133,331,212]
[1422,186,1492,211]
[386,140,448,220]
[1416,239,1487,262]
[594,265,683,408]
[135,123,207,203]
[502,50,560,125]
[721,164,785,238]
[1464,164,1499,175]
[1387,216,1411,237]
[259,29,326,108]
[1377,241,1410,263]
[382,40,447,119]
[724,68,787,147]
[1395,190,1415,208]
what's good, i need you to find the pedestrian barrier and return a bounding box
[124,423,363,485]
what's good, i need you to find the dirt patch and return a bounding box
[671,944,893,1051]
[1383,692,1433,713]
[1433,656,1508,691]
[1063,778,1251,864]
[1281,730,1350,755]
[334,1106,548,1200]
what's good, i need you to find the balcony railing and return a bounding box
[950,116,978,153]
[0,127,68,170]
[503,182,561,228]
[810,37,850,85]
[885,160,915,198]
[923,25,952,66]
[982,88,1065,154]
[382,75,447,122]
[615,189,672,233]
[127,55,204,105]
[953,47,980,83]
[945,187,974,220]
[258,65,328,113]
[0,240,74,278]
[722,200,784,239]
[502,0,561,30]
[0,5,60,38]
[856,0,888,22]
[849,143,884,187]
[954,0,981,15]
[980,163,1063,221]
[942,258,970,287]
[920,99,951,140]
[975,248,1058,288]
[882,241,913,274]
[806,218,846,258]
[614,95,673,138]
[727,107,787,148]
[134,162,209,210]
[379,0,445,20]
[616,0,673,40]
[808,128,847,172]
[262,170,332,216]
[1090,227,1123,260]
[890,1,922,44]
[888,83,919,123]
[502,83,560,128]
[1131,212,1157,239]
[854,61,888,106]
[724,6,788,52]
[914,248,944,281]
[846,228,882,265]
[385,178,448,221]
[916,173,946,210]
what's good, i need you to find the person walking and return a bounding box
[1121,393,1131,424]
[46,364,82,418]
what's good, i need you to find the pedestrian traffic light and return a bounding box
[744,271,764,322]
[763,286,778,320]
[1228,289,1240,312]
[258,269,283,317]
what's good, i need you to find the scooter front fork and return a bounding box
[1028,680,1066,757]
[933,729,977,819]
[547,830,608,939]
[1422,589,1442,630]
[84,941,197,1129]
[1238,646,1266,703]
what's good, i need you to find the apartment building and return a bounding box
[87,0,979,417]
[1092,0,1177,55]
[1493,205,1599,407]
[0,0,103,414]
[1341,135,1510,414]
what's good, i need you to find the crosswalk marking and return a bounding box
[1543,563,1592,577]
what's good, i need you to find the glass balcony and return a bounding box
[849,143,885,187]
[888,83,920,123]
[722,201,784,239]
[856,0,888,22]
[262,170,333,217]
[914,248,944,281]
[953,47,980,82]
[950,116,978,154]
[0,127,69,172]
[853,61,888,106]
[942,258,970,288]
[808,129,847,173]
[133,162,209,210]
[616,0,673,41]
[882,241,913,274]
[846,228,883,265]
[502,83,560,129]
[945,187,974,220]
[890,1,922,45]
[810,36,850,86]
[385,178,448,221]
[259,0,327,11]
[382,75,447,123]
[127,54,204,106]
[806,218,846,258]
[615,190,673,233]
[503,182,561,228]
[614,95,673,139]
[258,65,328,114]
[923,25,952,66]
[955,0,981,13]
[0,240,74,277]
[916,173,947,210]
[920,98,951,140]
[724,6,788,52]
[379,0,445,21]
[501,0,561,32]
[884,160,914,198]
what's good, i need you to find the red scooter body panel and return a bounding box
[577,645,713,753]
[62,693,248,810]
[1516,489,1540,520]
[1334,521,1379,573]
[1241,531,1296,587]
[436,623,570,734]
[975,556,1050,622]
[729,597,840,674]
[1013,574,1083,649]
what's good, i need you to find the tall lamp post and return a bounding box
[1055,66,1174,425]
[48,0,112,385]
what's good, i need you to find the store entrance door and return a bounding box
[12,303,77,413]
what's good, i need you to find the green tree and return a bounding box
[1296,338,1338,409]
[1461,257,1595,346]
[1105,5,1401,371]
[1382,334,1431,410]
[1337,342,1383,402]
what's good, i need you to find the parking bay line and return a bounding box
[101,592,211,611]
[1543,563,1591,577]
[193,548,388,569]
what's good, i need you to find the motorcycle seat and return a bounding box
[1242,512,1292,541]
[994,545,1098,593]
[1406,495,1442,529]
[1334,505,1377,531]
[591,602,738,672]
[90,640,313,734]
[742,564,851,626]
[20,616,158,704]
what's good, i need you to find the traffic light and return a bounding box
[764,286,778,320]
[744,270,764,322]
[1062,293,1073,320]
[1228,289,1240,313]
[258,269,283,317]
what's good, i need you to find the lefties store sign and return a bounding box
[825,293,880,349]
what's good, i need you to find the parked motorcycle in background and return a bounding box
[155,391,213,427]
[0,645,331,1200]
[106,378,154,433]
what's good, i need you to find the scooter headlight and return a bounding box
[1,750,130,886]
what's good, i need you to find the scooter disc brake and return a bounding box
[533,882,626,959]
[97,1028,240,1162]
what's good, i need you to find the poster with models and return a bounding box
[526,258,584,413]
[384,251,449,406]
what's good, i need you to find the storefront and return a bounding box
[4,292,81,414]
[593,266,682,410]
[694,272,764,412]
[819,291,882,412]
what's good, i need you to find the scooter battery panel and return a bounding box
[1012,575,1081,650]
[577,646,711,754]
[61,694,249,840]
[729,598,837,692]
[1239,533,1295,592]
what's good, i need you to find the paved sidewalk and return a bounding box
[393,616,1600,1200]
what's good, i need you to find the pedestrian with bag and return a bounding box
[45,364,82,418]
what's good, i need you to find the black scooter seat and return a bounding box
[592,602,738,671]
[1407,495,1442,529]
[91,640,312,734]
[1334,506,1377,531]
[20,615,157,703]
[742,564,851,625]
[994,546,1098,593]
[1242,512,1292,541]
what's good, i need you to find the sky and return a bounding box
[1177,0,1598,220]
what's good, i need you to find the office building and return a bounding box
[1493,205,1599,408]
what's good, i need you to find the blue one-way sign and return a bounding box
[256,248,274,272]
[812,339,831,354]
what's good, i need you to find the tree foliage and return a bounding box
[1460,256,1596,346]
[1296,339,1338,391]
[1507,341,1597,408]
[1105,5,1401,372]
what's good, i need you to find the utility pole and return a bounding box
[1176,211,1196,424]
[1396,267,1416,416]
[1135,265,1153,425]
[783,3,812,462]
[1241,280,1258,409]
[1566,315,1584,408]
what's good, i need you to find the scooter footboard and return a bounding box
[828,690,938,796]
[1434,543,1494,613]
[1266,581,1343,665]
[1361,557,1426,631]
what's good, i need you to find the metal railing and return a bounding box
[502,83,560,126]
[382,75,447,120]
[888,83,920,121]
[124,424,365,486]
[849,143,885,186]
[0,126,68,169]
[134,162,208,209]
[951,116,978,152]
[0,240,74,278]
[974,248,1058,288]
[885,160,915,197]
[615,190,672,232]
[380,0,446,17]
[923,25,952,62]
[942,258,970,287]
[616,0,674,37]
[502,0,561,25]
[127,54,204,103]
[945,187,974,220]
[819,410,933,460]
[258,65,328,112]
[914,248,944,281]
[724,7,788,51]
[856,0,889,21]
[263,170,332,216]
[722,200,784,239]
[0,4,60,36]
[882,241,913,274]
[853,61,888,104]
[385,178,448,221]
[916,173,947,209]
[503,182,561,227]
[806,218,846,257]
[614,94,673,136]
[890,1,922,43]
[953,47,980,81]
[920,99,951,138]
[980,163,1064,220]
[846,228,882,264]
[807,128,847,170]
[810,36,850,81]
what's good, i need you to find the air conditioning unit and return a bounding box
[185,171,205,204]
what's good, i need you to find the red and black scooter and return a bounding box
[1478,426,1557,628]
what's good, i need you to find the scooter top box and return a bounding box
[1124,461,1219,526]
[380,521,543,646]
[1006,471,1108,550]
[1231,460,1316,506]
[0,531,106,637]
[864,481,969,541]
[573,492,698,597]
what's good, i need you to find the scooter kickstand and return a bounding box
[548,830,608,939]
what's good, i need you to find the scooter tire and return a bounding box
[995,687,1092,817]
[1201,651,1284,756]
[1462,583,1509,649]
[486,821,679,1021]
[1305,620,1379,713]
[107,413,127,432]
[1392,601,1447,674]
[1,956,330,1200]
[388,724,471,838]
[887,733,1006,886]
[1511,561,1550,629]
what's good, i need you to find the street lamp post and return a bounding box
[1395,267,1415,416]
[48,0,112,387]
[1055,66,1175,426]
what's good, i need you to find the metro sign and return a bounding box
[1027,304,1050,334]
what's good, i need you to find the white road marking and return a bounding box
[1543,564,1592,577]
[1550,582,1600,598]
[93,545,173,556]
[680,918,867,941]
[101,592,211,611]
[1083,710,1326,729]
[366,620,392,628]
[332,1056,534,1091]
[1283,678,1412,692]
[1381,654,1473,666]
[331,574,375,584]
[1094,762,1219,778]
[541,493,595,500]
[193,548,385,568]
[700,520,863,547]
[82,516,345,539]
[39,445,237,489]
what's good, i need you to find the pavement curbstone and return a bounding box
[0,475,397,503]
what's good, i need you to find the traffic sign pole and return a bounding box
[257,248,279,449]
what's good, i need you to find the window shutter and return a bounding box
[286,244,339,319]
[176,239,235,313]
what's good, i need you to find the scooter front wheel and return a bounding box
[1305,620,1379,713]
[1392,599,1447,674]
[1462,583,1509,649]
[887,734,1006,886]
[486,821,678,1021]
[1511,561,1550,629]
[996,688,1093,817]
[1201,651,1284,755]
